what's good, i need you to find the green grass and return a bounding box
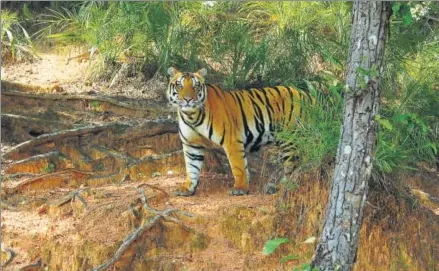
[3,1,438,181]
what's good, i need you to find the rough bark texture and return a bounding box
[312,2,392,271]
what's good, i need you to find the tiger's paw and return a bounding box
[228,188,249,196]
[173,187,196,197]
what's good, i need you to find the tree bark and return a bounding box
[312,2,391,271]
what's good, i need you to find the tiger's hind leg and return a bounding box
[174,144,205,196]
[224,143,250,196]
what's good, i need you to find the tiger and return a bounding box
[166,67,312,196]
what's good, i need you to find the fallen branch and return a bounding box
[136,183,169,197]
[92,189,194,271]
[1,113,70,125]
[92,211,162,271]
[54,189,88,210]
[136,188,193,230]
[7,169,95,194]
[2,122,132,159]
[1,90,173,114]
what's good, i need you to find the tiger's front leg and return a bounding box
[224,143,249,196]
[174,144,205,196]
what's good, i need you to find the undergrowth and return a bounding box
[1,9,38,62]
[3,1,439,181]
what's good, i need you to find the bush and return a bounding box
[1,10,37,62]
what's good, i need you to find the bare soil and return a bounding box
[1,49,289,270]
[2,49,439,271]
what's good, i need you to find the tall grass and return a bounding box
[1,10,37,62]
[275,3,439,181]
[3,2,438,179]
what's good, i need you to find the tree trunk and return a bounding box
[311,2,391,271]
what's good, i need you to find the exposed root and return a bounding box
[6,169,95,194]
[92,188,194,271]
[2,122,131,159]
[1,80,64,93]
[54,189,88,210]
[1,90,173,114]
[1,247,15,267]
[136,182,169,197]
[411,188,439,215]
[109,63,131,88]
[19,257,42,271]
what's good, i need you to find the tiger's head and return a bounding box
[167,67,208,112]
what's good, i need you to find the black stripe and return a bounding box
[260,89,274,132]
[275,86,286,124]
[274,87,286,113]
[179,127,189,142]
[220,126,226,145]
[208,123,213,140]
[272,86,281,96]
[189,163,201,171]
[208,84,221,97]
[253,90,264,104]
[287,87,295,123]
[229,91,239,103]
[186,152,205,161]
[250,101,265,153]
[183,143,205,150]
[207,113,214,139]
[235,93,254,148]
[193,110,205,127]
[180,111,192,126]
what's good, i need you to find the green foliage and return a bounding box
[293,263,320,271]
[4,2,438,181]
[275,2,439,180]
[90,101,100,109]
[276,80,343,173]
[31,2,352,86]
[281,254,299,263]
[43,163,56,173]
[1,9,37,62]
[262,238,289,255]
[392,2,413,26]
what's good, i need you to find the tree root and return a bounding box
[6,169,95,194]
[136,183,169,197]
[1,90,173,114]
[19,257,42,271]
[92,189,194,271]
[54,188,88,209]
[2,122,131,159]
[1,247,15,267]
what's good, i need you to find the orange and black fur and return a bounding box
[167,67,312,196]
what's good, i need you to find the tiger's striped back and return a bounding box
[201,85,312,152]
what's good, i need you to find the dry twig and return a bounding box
[2,122,130,159]
[92,188,193,271]
[54,189,88,210]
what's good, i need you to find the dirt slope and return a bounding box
[2,51,439,271]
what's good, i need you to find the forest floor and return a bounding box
[1,49,293,271]
[2,49,439,271]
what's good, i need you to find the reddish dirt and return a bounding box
[1,173,281,271]
[2,49,439,271]
[1,48,166,100]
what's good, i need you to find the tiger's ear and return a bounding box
[197,68,207,77]
[167,67,179,77]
